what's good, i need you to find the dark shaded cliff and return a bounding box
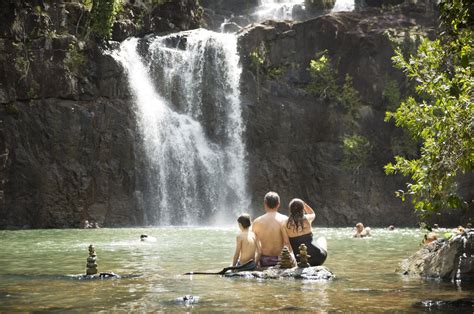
[0,0,202,228]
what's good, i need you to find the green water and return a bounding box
[0,227,471,312]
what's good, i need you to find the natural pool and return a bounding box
[0,227,472,312]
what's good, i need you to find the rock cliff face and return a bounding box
[238,4,440,226]
[0,1,467,228]
[0,0,202,228]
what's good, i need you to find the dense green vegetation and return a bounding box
[384,0,473,216]
[307,51,362,113]
[85,0,122,40]
[342,135,372,172]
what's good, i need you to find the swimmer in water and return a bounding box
[140,234,157,242]
[353,222,371,238]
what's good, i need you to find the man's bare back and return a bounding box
[253,211,288,257]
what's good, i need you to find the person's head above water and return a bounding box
[424,232,437,244]
[264,191,280,211]
[355,223,364,233]
[287,198,305,231]
[237,214,252,230]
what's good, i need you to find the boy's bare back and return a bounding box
[236,230,257,264]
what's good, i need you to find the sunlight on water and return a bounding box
[0,228,470,312]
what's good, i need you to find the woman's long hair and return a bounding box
[287,199,305,232]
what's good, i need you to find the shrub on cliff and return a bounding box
[384,0,473,216]
[85,0,122,40]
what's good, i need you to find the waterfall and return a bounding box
[332,0,355,12]
[115,29,248,225]
[253,0,305,21]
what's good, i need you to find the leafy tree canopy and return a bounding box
[385,0,473,216]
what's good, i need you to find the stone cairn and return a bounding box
[297,244,311,268]
[278,246,295,269]
[86,244,98,275]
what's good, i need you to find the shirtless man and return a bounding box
[252,191,288,267]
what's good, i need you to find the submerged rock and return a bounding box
[224,266,334,281]
[74,272,121,280]
[399,229,474,282]
[413,298,474,311]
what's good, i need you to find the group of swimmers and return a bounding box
[231,191,328,271]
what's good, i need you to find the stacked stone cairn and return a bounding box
[86,244,98,275]
[297,243,311,268]
[278,246,295,269]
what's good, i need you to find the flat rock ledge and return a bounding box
[224,266,334,281]
[398,229,473,282]
[71,272,122,280]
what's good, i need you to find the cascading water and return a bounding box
[332,0,355,12]
[115,29,248,225]
[253,0,354,22]
[253,0,305,21]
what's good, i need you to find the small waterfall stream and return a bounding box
[115,30,248,225]
[253,0,305,21]
[332,0,355,12]
[252,0,354,22]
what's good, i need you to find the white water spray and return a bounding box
[115,29,248,225]
[253,0,305,21]
[332,0,355,12]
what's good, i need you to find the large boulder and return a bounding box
[399,230,474,282]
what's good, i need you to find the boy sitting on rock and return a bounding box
[232,214,259,271]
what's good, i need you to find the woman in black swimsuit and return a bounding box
[281,199,327,266]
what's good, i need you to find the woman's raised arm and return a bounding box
[304,202,316,223]
[280,221,293,253]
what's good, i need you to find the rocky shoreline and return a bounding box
[399,229,474,283]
